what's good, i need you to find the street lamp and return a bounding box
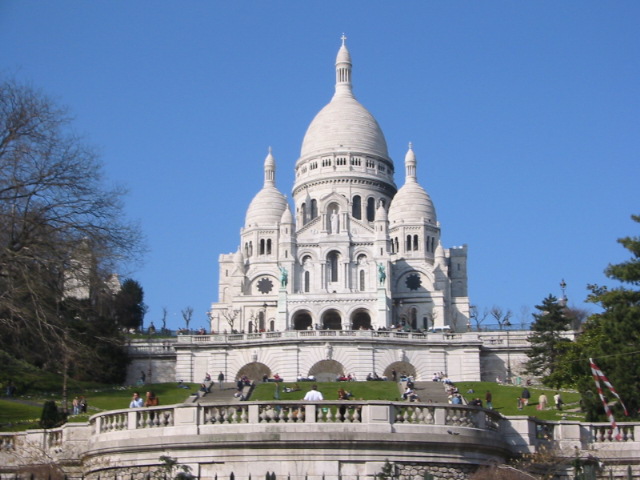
[504,318,512,383]
[560,278,568,306]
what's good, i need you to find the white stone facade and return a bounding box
[207,39,469,381]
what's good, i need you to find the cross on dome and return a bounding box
[341,33,347,45]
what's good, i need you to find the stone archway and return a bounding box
[236,362,270,382]
[292,311,313,330]
[308,359,344,382]
[384,361,416,381]
[351,309,371,330]
[322,309,342,330]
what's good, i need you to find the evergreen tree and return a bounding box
[524,295,572,382]
[40,400,66,429]
[552,214,640,420]
[114,279,147,331]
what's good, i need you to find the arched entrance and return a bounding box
[292,311,313,330]
[384,361,417,381]
[322,310,342,330]
[308,359,345,382]
[236,362,270,382]
[351,309,372,330]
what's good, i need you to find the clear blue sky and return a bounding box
[2,2,638,330]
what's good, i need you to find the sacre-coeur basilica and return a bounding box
[187,36,479,384]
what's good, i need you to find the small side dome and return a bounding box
[388,183,436,225]
[280,204,294,225]
[245,187,288,227]
[375,201,388,220]
[233,248,244,267]
[388,143,437,225]
[244,149,288,227]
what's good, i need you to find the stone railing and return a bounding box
[176,330,479,344]
[88,401,502,431]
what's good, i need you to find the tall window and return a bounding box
[304,271,310,293]
[260,239,265,255]
[310,199,318,219]
[413,235,418,251]
[301,203,307,225]
[406,235,412,251]
[366,197,375,221]
[352,195,362,219]
[359,270,365,291]
[328,251,339,282]
[266,239,272,255]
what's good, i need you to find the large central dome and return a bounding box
[298,38,390,162]
[300,96,389,159]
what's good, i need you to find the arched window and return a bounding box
[304,271,310,293]
[249,241,253,256]
[431,237,436,252]
[352,195,362,219]
[406,235,412,251]
[248,321,254,333]
[413,235,418,251]
[301,203,307,225]
[260,239,265,255]
[266,239,272,255]
[328,251,339,282]
[394,237,399,253]
[426,236,430,252]
[359,270,365,291]
[311,199,318,219]
[258,311,265,332]
[269,320,275,332]
[366,197,375,221]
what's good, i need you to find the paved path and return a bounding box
[396,381,451,403]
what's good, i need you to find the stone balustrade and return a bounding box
[171,330,542,347]
[1,402,638,479]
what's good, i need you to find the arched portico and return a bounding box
[292,310,313,330]
[322,309,342,330]
[351,309,372,330]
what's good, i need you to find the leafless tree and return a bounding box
[490,306,513,330]
[0,78,143,377]
[160,306,168,333]
[221,307,240,331]
[470,305,489,331]
[181,306,194,332]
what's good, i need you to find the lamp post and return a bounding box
[560,278,567,306]
[504,318,512,383]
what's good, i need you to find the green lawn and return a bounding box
[253,381,584,422]
[251,381,401,402]
[0,383,200,430]
[0,400,43,431]
[456,382,583,420]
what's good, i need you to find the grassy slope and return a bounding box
[252,381,583,420]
